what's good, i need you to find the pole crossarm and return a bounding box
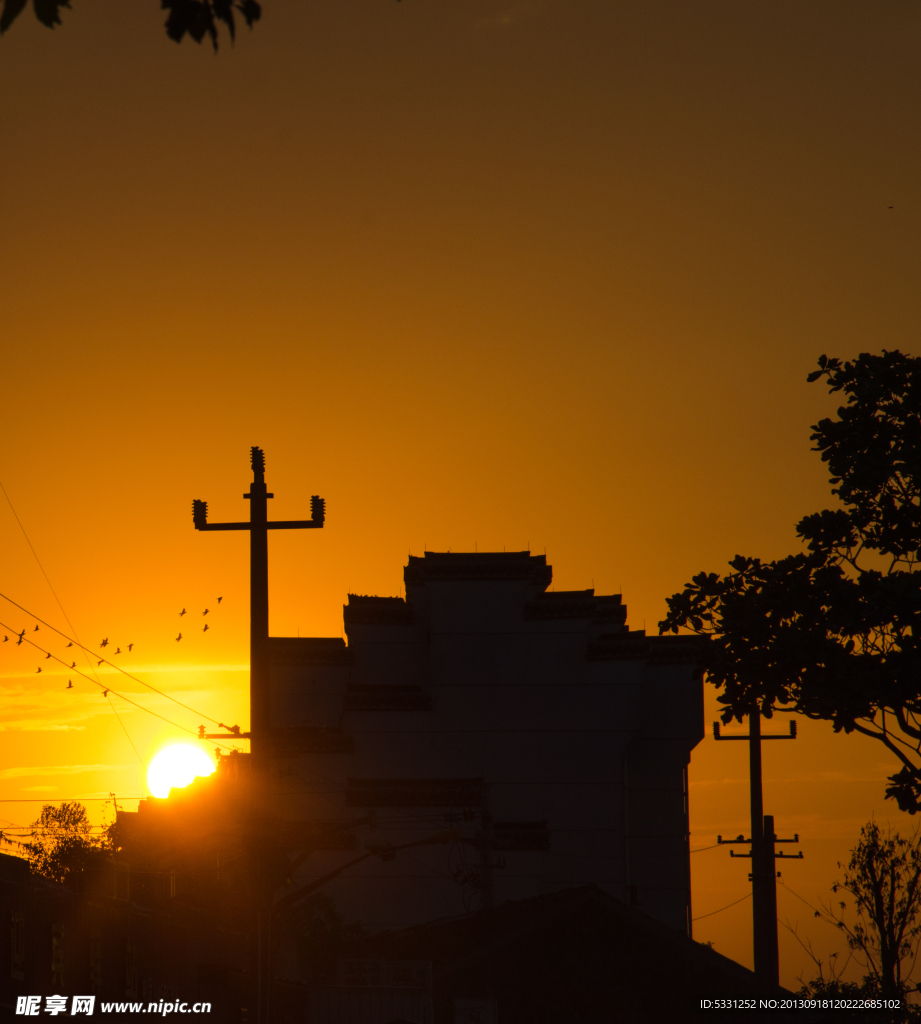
[713,721,797,741]
[718,834,799,845]
[727,850,803,858]
[198,724,252,740]
[191,502,326,533]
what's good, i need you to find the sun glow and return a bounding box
[147,744,215,799]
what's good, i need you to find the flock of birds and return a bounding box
[1,597,224,691]
[175,596,222,641]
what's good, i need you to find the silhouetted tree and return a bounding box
[799,976,920,1022]
[0,0,262,49]
[831,823,921,998]
[660,351,921,811]
[793,823,921,1019]
[14,801,114,886]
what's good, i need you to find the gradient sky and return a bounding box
[1,0,920,989]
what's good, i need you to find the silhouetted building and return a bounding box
[267,552,704,938]
[0,851,249,1020]
[317,884,763,1024]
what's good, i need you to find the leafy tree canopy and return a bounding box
[0,0,262,49]
[660,350,921,811]
[7,801,115,886]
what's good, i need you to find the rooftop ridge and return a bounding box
[405,551,552,587]
[344,594,415,626]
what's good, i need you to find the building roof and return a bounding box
[525,588,627,626]
[344,595,415,626]
[588,631,707,666]
[331,885,763,1023]
[268,636,350,665]
[404,551,553,588]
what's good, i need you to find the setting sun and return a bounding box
[147,744,215,799]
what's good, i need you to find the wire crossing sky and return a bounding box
[0,592,224,725]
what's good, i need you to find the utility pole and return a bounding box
[193,446,325,774]
[714,713,802,990]
[193,447,325,1024]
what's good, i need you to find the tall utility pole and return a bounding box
[192,446,325,774]
[714,712,802,990]
[193,446,325,1024]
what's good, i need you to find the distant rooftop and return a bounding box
[405,550,552,587]
[345,552,632,628]
[267,636,349,665]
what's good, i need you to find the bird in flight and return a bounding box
[71,662,76,668]
[127,643,134,652]
[16,631,25,645]
[45,653,51,659]
[202,609,209,616]
[98,659,104,666]
[217,596,223,604]
[66,680,73,689]
[100,638,109,648]
[66,642,73,648]
[33,625,39,631]
[203,624,209,632]
[115,648,121,655]
[179,609,187,617]
[103,689,109,698]
[36,667,41,673]
[176,633,182,642]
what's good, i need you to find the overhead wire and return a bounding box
[0,592,223,726]
[0,482,84,647]
[0,485,127,773]
[0,494,226,768]
[105,691,146,771]
[0,621,235,751]
[0,794,389,806]
[778,878,838,928]
[0,797,142,802]
[692,890,752,922]
[0,485,111,704]
[1,824,112,833]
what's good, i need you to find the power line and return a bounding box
[2,825,112,833]
[105,692,146,773]
[0,482,81,644]
[0,592,223,726]
[0,483,108,693]
[0,798,142,802]
[0,620,233,750]
[693,891,752,922]
[777,878,837,929]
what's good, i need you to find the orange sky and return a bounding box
[1,0,920,989]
